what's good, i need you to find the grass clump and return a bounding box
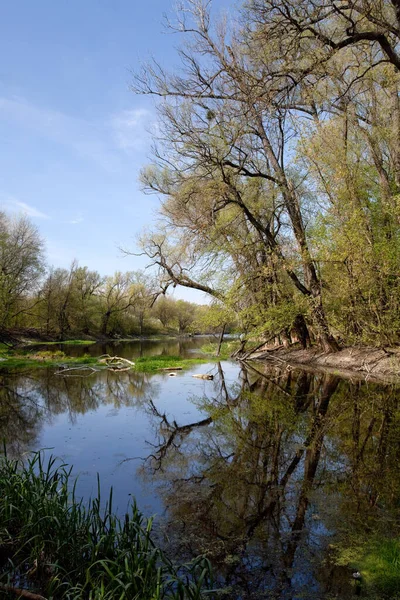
[27,340,96,346]
[0,451,214,599]
[356,538,400,598]
[134,355,210,373]
[0,349,99,369]
[335,535,400,598]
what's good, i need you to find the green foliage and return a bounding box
[134,355,211,373]
[335,537,400,598]
[194,302,237,335]
[131,0,400,350]
[0,213,45,330]
[28,340,97,346]
[0,451,215,599]
[0,349,99,368]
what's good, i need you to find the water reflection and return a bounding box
[140,364,400,599]
[0,368,158,452]
[0,352,399,599]
[30,335,217,360]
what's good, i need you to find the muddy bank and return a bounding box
[245,345,400,383]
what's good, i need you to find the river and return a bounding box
[1,338,399,599]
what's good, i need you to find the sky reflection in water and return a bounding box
[1,339,399,599]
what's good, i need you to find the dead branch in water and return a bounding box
[55,355,135,376]
[55,366,99,376]
[98,354,135,368]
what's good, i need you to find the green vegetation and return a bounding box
[131,0,400,351]
[0,215,228,344]
[26,339,96,346]
[4,2,400,352]
[201,341,240,360]
[0,348,215,372]
[359,538,400,598]
[0,348,98,369]
[134,355,211,373]
[336,537,400,598]
[0,451,213,599]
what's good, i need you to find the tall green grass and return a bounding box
[357,538,400,598]
[0,451,214,599]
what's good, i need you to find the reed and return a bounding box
[0,450,214,599]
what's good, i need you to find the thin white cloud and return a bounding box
[111,108,152,151]
[1,196,50,219]
[66,216,84,225]
[0,96,152,172]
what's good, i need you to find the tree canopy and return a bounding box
[133,0,400,349]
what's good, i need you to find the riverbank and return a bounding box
[246,345,400,382]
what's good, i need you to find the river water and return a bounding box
[1,338,399,599]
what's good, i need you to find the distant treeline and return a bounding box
[0,212,232,341]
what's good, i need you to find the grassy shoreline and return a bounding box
[0,451,213,599]
[0,347,218,371]
[0,348,99,369]
[23,339,97,346]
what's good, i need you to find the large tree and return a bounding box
[134,0,340,350]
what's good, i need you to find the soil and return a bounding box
[246,345,400,383]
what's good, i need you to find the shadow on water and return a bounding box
[1,342,400,599]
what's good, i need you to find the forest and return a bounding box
[0,212,224,342]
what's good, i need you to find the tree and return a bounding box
[129,270,155,335]
[0,212,44,335]
[152,295,177,330]
[98,272,141,336]
[174,300,199,334]
[73,266,103,334]
[133,0,338,350]
[249,0,400,79]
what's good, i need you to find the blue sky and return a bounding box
[0,0,235,301]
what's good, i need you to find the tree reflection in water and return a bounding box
[140,363,400,599]
[1,361,399,598]
[0,367,159,456]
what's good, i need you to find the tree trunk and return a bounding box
[101,311,111,336]
[292,315,311,349]
[216,323,226,356]
[310,292,339,352]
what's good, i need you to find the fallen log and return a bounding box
[98,355,135,369]
[158,367,183,371]
[192,373,214,380]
